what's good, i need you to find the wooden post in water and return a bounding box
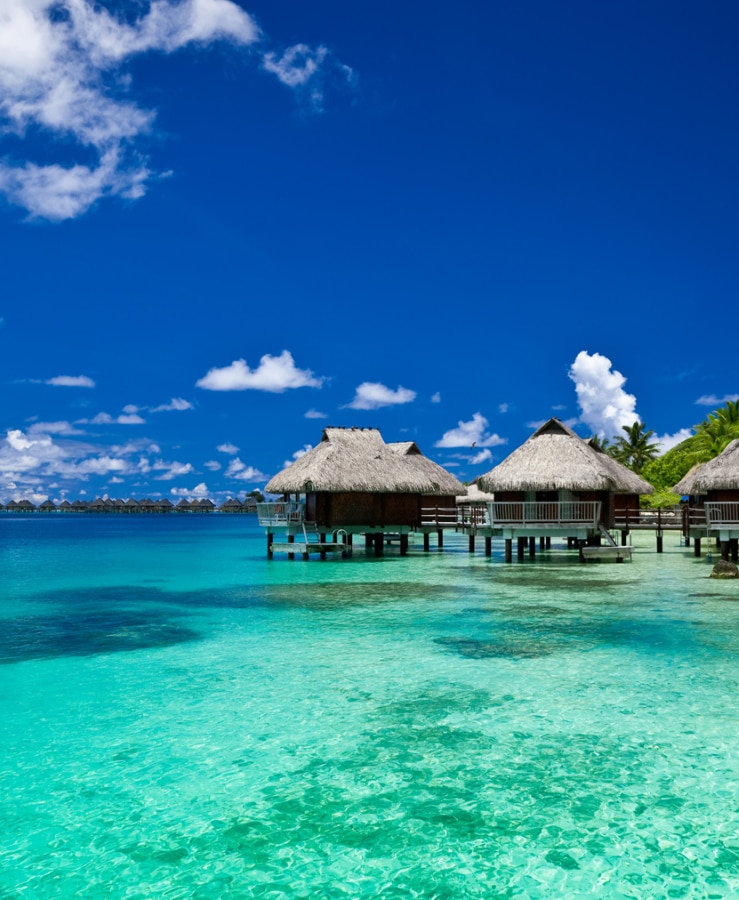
[374,533,384,556]
[423,532,430,552]
[437,529,443,550]
[400,534,409,556]
[545,536,551,549]
[529,536,536,558]
[732,539,738,563]
[505,538,512,562]
[468,534,475,553]
[365,533,374,550]
[267,533,274,559]
[694,537,701,558]
[517,537,526,560]
[287,533,295,561]
[656,508,663,553]
[485,536,492,557]
[539,537,545,550]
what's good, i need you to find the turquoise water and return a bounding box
[2,516,739,898]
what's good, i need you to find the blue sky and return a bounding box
[1,0,737,502]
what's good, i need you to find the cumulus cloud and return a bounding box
[217,442,239,454]
[27,420,84,436]
[151,397,194,412]
[170,482,210,498]
[305,409,327,419]
[695,393,739,407]
[225,457,266,482]
[345,382,416,411]
[655,428,693,453]
[197,351,324,392]
[469,448,493,465]
[435,413,506,449]
[431,392,441,404]
[45,374,95,387]
[154,461,194,481]
[204,460,222,471]
[568,351,638,439]
[0,1,344,220]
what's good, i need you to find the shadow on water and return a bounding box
[0,608,199,664]
[30,581,469,612]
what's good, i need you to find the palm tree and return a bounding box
[690,400,739,464]
[611,421,660,474]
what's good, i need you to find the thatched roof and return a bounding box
[477,418,653,494]
[674,440,739,494]
[266,427,465,496]
[387,441,466,496]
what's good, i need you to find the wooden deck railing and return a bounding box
[486,501,601,528]
[256,501,304,527]
[420,506,459,527]
[705,502,739,528]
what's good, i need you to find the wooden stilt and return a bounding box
[437,529,443,550]
[505,538,512,562]
[529,536,536,558]
[578,539,586,562]
[287,533,295,561]
[423,532,430,552]
[539,537,545,550]
[722,540,729,561]
[694,537,701,558]
[545,536,551,549]
[732,539,738,563]
[468,534,475,553]
[373,533,384,556]
[621,530,628,546]
[485,536,492,557]
[517,537,526,560]
[267,533,274,559]
[365,534,373,549]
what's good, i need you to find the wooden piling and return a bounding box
[485,536,492,557]
[505,538,512,562]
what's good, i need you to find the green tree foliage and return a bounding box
[641,438,696,491]
[611,421,660,474]
[690,399,739,464]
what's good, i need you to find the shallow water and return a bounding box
[1,515,738,898]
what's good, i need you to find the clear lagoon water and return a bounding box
[1,514,739,898]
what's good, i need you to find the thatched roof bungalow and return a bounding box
[477,418,652,541]
[264,427,465,533]
[675,440,739,554]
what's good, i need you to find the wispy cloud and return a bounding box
[431,392,441,404]
[695,393,739,407]
[154,461,194,481]
[283,444,312,468]
[305,409,327,419]
[204,460,222,471]
[46,374,96,388]
[197,351,324,392]
[79,412,146,425]
[151,397,194,412]
[568,350,638,439]
[0,1,347,220]
[345,382,416,410]
[655,428,692,453]
[217,442,239,454]
[435,413,506,449]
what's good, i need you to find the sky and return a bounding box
[1,0,737,503]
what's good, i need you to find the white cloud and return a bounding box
[81,412,146,425]
[568,351,638,439]
[204,460,222,471]
[27,420,84,436]
[431,392,441,404]
[435,413,506,449]
[655,428,693,454]
[0,1,343,220]
[197,351,324,392]
[345,382,416,410]
[170,482,210,498]
[154,461,194,481]
[498,403,509,414]
[225,458,267,481]
[469,448,493,465]
[122,404,140,414]
[695,393,739,407]
[305,409,327,419]
[151,397,194,412]
[217,442,239,454]
[45,374,95,388]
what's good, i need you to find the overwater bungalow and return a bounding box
[124,498,139,513]
[59,500,73,512]
[261,426,465,557]
[219,498,243,513]
[176,499,191,512]
[476,418,653,561]
[675,439,739,560]
[39,499,57,512]
[156,498,174,513]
